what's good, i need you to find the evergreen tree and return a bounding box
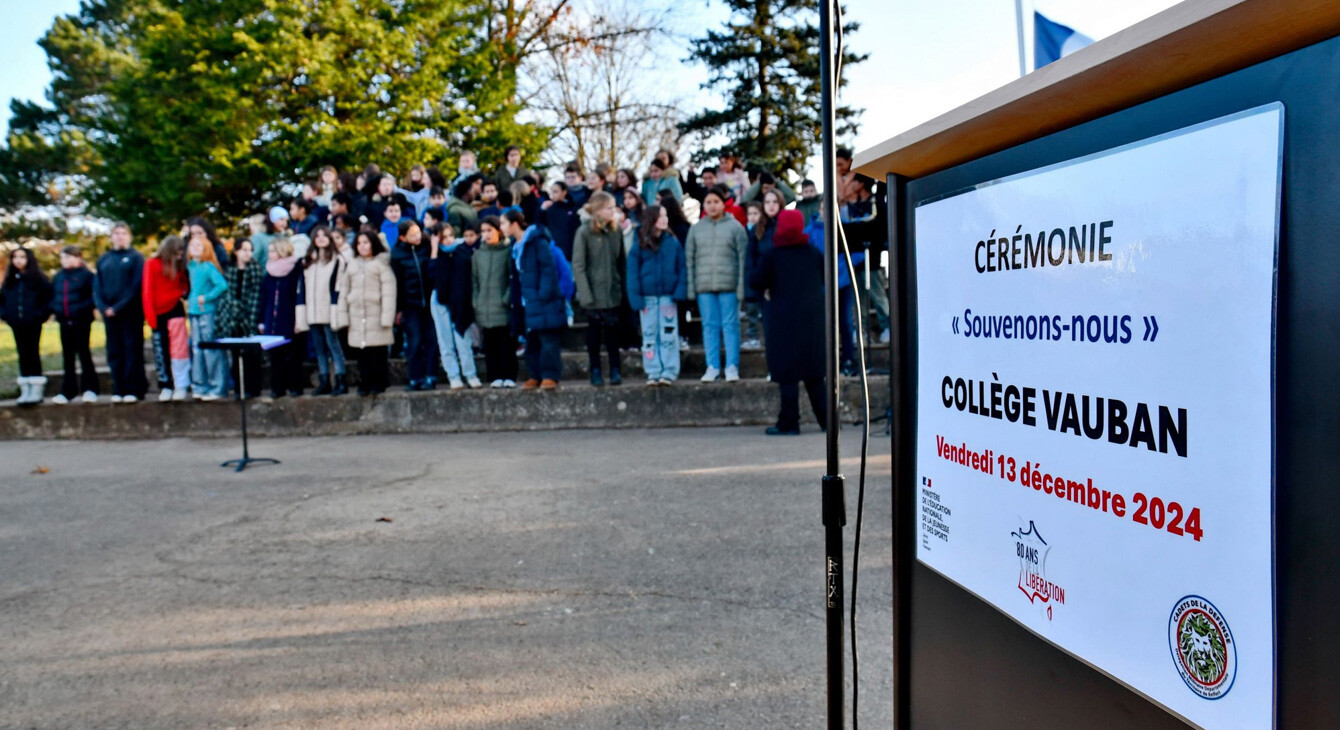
[679,0,864,180]
[0,0,547,235]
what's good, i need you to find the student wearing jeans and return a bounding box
[429,223,481,389]
[685,186,748,382]
[298,226,351,395]
[186,231,229,400]
[627,204,687,385]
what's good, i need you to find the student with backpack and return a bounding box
[298,226,350,395]
[143,235,192,401]
[429,223,481,390]
[627,205,687,386]
[506,210,569,390]
[2,247,53,405]
[391,219,437,391]
[472,216,519,388]
[339,228,396,395]
[95,222,147,402]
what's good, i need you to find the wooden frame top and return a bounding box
[853,0,1340,180]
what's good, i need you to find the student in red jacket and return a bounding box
[143,235,192,401]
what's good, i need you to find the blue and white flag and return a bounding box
[1034,11,1093,69]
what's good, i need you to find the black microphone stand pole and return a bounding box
[818,0,847,728]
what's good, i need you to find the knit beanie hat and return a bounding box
[269,206,290,223]
[773,209,807,247]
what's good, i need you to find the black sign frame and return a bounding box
[888,32,1340,729]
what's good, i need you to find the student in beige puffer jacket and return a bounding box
[338,228,396,395]
[298,226,352,395]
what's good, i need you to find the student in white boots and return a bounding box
[2,247,53,405]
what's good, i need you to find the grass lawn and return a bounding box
[0,321,109,399]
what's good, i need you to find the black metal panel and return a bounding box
[893,32,1340,729]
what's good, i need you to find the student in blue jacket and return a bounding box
[186,231,230,400]
[627,204,687,385]
[505,210,567,390]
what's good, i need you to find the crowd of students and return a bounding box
[0,146,887,434]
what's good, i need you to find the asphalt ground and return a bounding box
[0,427,893,729]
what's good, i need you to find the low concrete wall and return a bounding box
[0,377,890,440]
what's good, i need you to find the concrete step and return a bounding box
[0,376,890,440]
[43,344,891,394]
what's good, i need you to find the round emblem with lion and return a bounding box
[1168,595,1237,700]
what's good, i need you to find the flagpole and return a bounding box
[1015,0,1028,76]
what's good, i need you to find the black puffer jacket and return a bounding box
[431,244,474,334]
[50,267,97,324]
[1,272,54,327]
[391,241,433,312]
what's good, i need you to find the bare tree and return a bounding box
[522,0,685,176]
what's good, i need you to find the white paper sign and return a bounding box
[913,104,1279,729]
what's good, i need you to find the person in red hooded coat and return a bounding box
[749,208,827,435]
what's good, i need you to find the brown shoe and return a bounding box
[540,379,559,391]
[521,379,541,390]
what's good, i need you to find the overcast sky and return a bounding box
[2,0,1183,169]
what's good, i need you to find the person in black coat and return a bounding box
[95,223,147,401]
[428,223,479,388]
[749,209,827,435]
[49,246,99,403]
[539,181,582,262]
[391,219,438,391]
[259,238,305,397]
[1,246,54,404]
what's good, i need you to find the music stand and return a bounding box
[201,336,288,472]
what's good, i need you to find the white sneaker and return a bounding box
[82,391,98,403]
[159,389,174,402]
[490,379,504,388]
[679,337,691,352]
[879,328,891,344]
[449,378,465,390]
[122,395,138,404]
[742,338,761,349]
[199,394,221,402]
[700,367,720,382]
[110,395,124,404]
[52,394,70,405]
[466,376,483,388]
[172,389,189,401]
[502,379,517,389]
[724,366,740,382]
